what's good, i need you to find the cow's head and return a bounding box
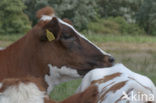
[30,7,114,75]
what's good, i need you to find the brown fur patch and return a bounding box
[36,6,55,19]
[100,81,128,102]
[99,81,115,95]
[147,101,153,103]
[91,73,121,85]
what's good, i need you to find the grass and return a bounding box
[85,34,156,43]
[0,34,156,101]
[50,79,81,101]
[0,34,23,47]
[0,34,23,41]
[110,49,156,84]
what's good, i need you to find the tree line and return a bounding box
[0,0,155,35]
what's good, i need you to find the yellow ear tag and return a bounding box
[46,29,55,41]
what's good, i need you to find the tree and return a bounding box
[136,0,156,35]
[97,0,143,23]
[48,0,98,30]
[24,0,98,30]
[23,0,48,26]
[0,0,31,34]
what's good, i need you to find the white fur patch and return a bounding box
[0,83,45,103]
[45,64,80,94]
[40,14,55,21]
[0,47,4,50]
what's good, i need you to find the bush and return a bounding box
[136,0,156,36]
[110,17,145,35]
[88,19,120,34]
[0,0,31,35]
[96,0,143,23]
[23,0,48,26]
[88,17,145,35]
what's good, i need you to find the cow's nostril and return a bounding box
[108,56,115,63]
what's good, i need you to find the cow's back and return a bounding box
[77,64,156,103]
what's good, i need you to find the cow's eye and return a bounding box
[61,33,79,49]
[61,34,76,41]
[63,34,73,39]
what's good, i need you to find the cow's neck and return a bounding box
[0,35,48,81]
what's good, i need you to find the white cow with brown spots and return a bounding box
[76,64,156,103]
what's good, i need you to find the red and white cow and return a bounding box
[0,6,114,82]
[76,64,156,103]
[0,77,98,103]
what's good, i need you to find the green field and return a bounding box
[0,34,156,101]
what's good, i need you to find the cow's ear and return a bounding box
[63,18,73,25]
[43,17,61,41]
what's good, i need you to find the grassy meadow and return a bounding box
[0,34,156,101]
